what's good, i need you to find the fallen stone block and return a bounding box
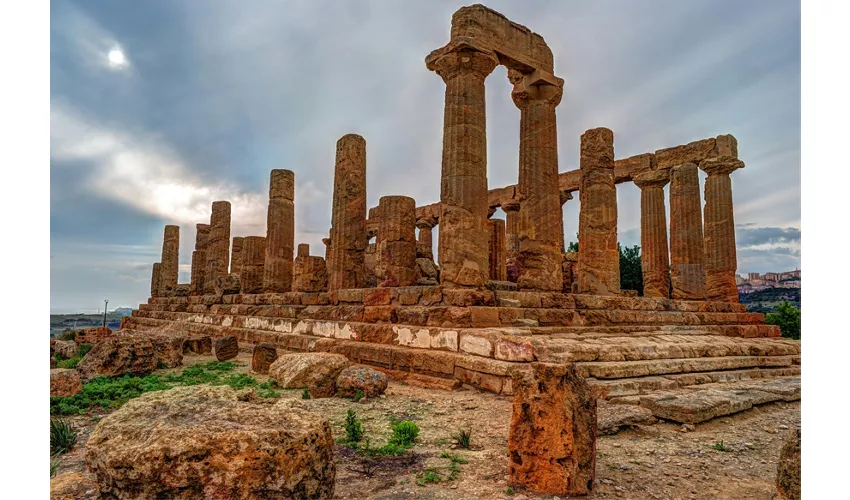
[251,343,278,374]
[335,365,388,398]
[269,352,350,398]
[77,336,157,382]
[214,335,239,361]
[775,428,800,500]
[50,369,82,397]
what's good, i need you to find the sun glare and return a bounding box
[107,48,127,67]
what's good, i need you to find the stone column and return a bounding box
[633,170,671,298]
[502,199,521,283]
[558,191,573,254]
[488,218,507,281]
[669,163,706,300]
[203,201,231,294]
[511,70,564,292]
[293,247,328,293]
[190,223,210,295]
[426,44,498,287]
[150,262,162,298]
[376,196,417,287]
[416,221,434,260]
[328,134,367,291]
[230,237,244,276]
[577,128,620,295]
[297,243,310,258]
[240,236,267,294]
[700,156,744,302]
[263,169,295,292]
[159,225,179,294]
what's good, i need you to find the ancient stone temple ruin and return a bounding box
[125,4,799,421]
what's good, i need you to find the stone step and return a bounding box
[573,355,799,379]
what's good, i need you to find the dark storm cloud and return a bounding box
[736,226,801,248]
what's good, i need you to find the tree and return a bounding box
[764,300,801,340]
[565,233,643,295]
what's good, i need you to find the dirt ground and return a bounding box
[55,353,800,500]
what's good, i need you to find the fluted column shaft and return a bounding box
[669,163,706,300]
[160,225,179,295]
[263,169,295,292]
[577,127,620,295]
[700,156,744,302]
[558,191,573,255]
[150,262,162,298]
[203,201,231,293]
[328,135,367,291]
[190,223,210,295]
[512,72,565,291]
[230,237,244,276]
[240,236,267,294]
[488,218,507,281]
[376,196,417,287]
[634,170,671,298]
[427,46,498,287]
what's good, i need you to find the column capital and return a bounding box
[509,68,564,109]
[415,218,436,230]
[559,190,574,206]
[699,156,744,177]
[426,40,498,83]
[633,169,670,189]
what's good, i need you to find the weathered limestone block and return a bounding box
[775,428,800,500]
[376,196,417,287]
[426,43,498,287]
[189,250,207,295]
[562,252,577,293]
[148,334,184,368]
[297,243,309,258]
[50,471,100,499]
[240,236,267,294]
[269,352,350,398]
[229,236,244,276]
[577,127,620,295]
[215,274,241,296]
[488,218,507,281]
[75,327,113,345]
[264,169,296,292]
[328,134,368,291]
[293,252,329,293]
[669,163,706,300]
[183,335,212,355]
[159,225,180,295]
[364,242,378,287]
[251,343,278,374]
[53,339,77,359]
[633,169,671,298]
[204,201,232,294]
[85,386,336,499]
[150,262,161,298]
[509,362,596,496]
[335,365,389,398]
[51,368,82,397]
[77,336,157,382]
[214,335,239,362]
[700,156,744,303]
[415,257,439,285]
[512,70,564,291]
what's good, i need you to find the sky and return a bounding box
[50,0,801,313]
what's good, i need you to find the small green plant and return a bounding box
[505,486,515,495]
[78,344,93,357]
[57,330,77,341]
[55,356,83,369]
[344,409,364,443]
[50,419,78,455]
[302,388,311,399]
[452,428,472,449]
[50,454,62,477]
[389,420,419,447]
[257,381,280,398]
[353,390,365,402]
[712,441,731,452]
[416,469,441,486]
[439,452,468,464]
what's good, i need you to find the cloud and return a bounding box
[736,226,801,247]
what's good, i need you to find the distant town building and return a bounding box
[736,268,800,293]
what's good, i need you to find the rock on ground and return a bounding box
[597,402,654,435]
[269,352,350,398]
[335,365,388,398]
[50,369,82,398]
[52,340,78,359]
[776,427,801,500]
[50,472,99,499]
[214,335,239,361]
[85,385,336,499]
[76,336,157,382]
[251,343,278,374]
[148,334,185,368]
[183,335,212,354]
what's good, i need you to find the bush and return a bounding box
[302,388,311,399]
[56,330,77,341]
[344,409,364,443]
[452,428,472,449]
[765,300,801,340]
[50,455,62,477]
[389,420,419,447]
[50,419,78,454]
[78,343,93,357]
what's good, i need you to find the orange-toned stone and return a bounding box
[509,362,596,496]
[700,156,744,303]
[488,218,507,281]
[203,201,232,294]
[376,196,417,287]
[669,163,706,300]
[263,169,295,292]
[159,225,180,295]
[470,307,500,327]
[363,288,391,306]
[328,135,368,291]
[634,169,671,298]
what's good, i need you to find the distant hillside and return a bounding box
[740,287,801,314]
[49,312,127,337]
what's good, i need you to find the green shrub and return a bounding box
[452,428,472,449]
[344,409,364,443]
[416,469,441,486]
[50,419,78,454]
[712,441,730,452]
[50,455,62,477]
[353,390,365,402]
[55,356,83,369]
[57,330,77,341]
[257,381,280,399]
[389,420,419,447]
[302,388,311,399]
[78,344,93,357]
[765,300,801,340]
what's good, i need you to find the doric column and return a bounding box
[322,237,331,262]
[190,223,209,295]
[263,169,295,292]
[700,156,744,302]
[502,198,521,283]
[577,127,620,295]
[160,225,179,295]
[558,191,573,254]
[669,163,706,300]
[230,237,244,276]
[240,236,266,294]
[150,262,161,298]
[426,43,498,287]
[297,243,310,259]
[488,218,507,281]
[328,134,367,291]
[376,196,417,287]
[416,220,435,260]
[511,70,564,291]
[633,170,671,298]
[203,201,231,294]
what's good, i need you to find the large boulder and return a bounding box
[50,472,99,499]
[269,353,350,398]
[76,336,157,382]
[52,340,78,360]
[85,385,335,499]
[252,343,278,374]
[214,335,239,361]
[335,365,388,398]
[508,362,597,496]
[776,428,801,500]
[50,369,82,397]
